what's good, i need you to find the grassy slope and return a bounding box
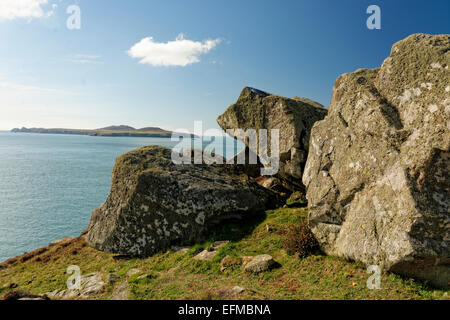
[0,207,447,300]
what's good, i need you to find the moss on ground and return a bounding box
[0,207,448,300]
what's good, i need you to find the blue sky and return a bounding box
[0,0,449,131]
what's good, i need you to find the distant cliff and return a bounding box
[11,125,185,138]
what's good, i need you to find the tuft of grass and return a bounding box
[283,221,320,258]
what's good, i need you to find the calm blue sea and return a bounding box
[0,131,242,262]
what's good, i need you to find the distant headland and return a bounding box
[11,125,191,138]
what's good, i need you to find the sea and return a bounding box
[0,131,243,262]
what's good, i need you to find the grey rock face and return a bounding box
[85,146,281,256]
[217,87,327,191]
[303,34,450,287]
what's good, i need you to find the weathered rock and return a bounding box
[126,269,141,277]
[209,241,230,250]
[217,87,327,191]
[303,34,450,288]
[3,290,50,301]
[49,237,77,246]
[244,254,275,273]
[255,176,290,196]
[194,241,229,261]
[193,250,217,261]
[171,246,191,254]
[216,286,246,299]
[85,146,281,257]
[46,272,105,299]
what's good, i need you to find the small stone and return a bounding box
[126,268,140,277]
[49,237,76,246]
[194,250,217,261]
[216,286,246,299]
[209,241,230,251]
[171,246,191,254]
[244,254,275,273]
[137,274,153,280]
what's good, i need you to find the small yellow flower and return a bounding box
[352,282,357,287]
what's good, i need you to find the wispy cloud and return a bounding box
[128,33,221,67]
[0,80,82,130]
[0,81,68,94]
[68,54,102,65]
[0,0,57,21]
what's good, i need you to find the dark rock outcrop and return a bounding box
[303,34,450,287]
[85,146,281,256]
[217,87,327,191]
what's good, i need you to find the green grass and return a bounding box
[0,207,448,300]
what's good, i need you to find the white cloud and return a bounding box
[0,0,55,21]
[128,33,221,67]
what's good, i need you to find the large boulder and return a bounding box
[217,87,327,191]
[85,146,281,256]
[303,34,450,287]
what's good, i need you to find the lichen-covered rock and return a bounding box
[303,34,450,287]
[85,146,281,256]
[217,87,327,191]
[244,254,275,273]
[46,272,105,299]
